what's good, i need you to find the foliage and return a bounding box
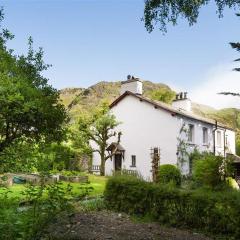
[79,197,106,212]
[150,88,175,104]
[157,164,181,186]
[236,136,240,156]
[104,175,240,239]
[0,9,67,155]
[57,170,86,177]
[0,175,107,200]
[0,181,74,240]
[0,141,78,173]
[104,174,148,215]
[226,177,239,190]
[78,102,121,176]
[0,174,104,239]
[144,0,240,32]
[192,153,233,189]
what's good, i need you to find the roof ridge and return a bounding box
[110,91,233,130]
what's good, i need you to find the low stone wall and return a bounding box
[59,175,89,183]
[0,173,13,187]
[6,173,59,185]
[0,173,88,186]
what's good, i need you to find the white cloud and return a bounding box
[189,64,240,110]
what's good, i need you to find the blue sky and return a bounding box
[2,0,240,108]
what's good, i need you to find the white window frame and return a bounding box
[131,155,136,167]
[188,124,194,143]
[202,127,208,145]
[217,131,222,147]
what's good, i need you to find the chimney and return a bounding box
[120,75,143,95]
[172,92,192,112]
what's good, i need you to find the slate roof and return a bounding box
[109,91,233,131]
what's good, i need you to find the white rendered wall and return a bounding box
[225,129,236,155]
[177,118,214,174]
[172,99,192,112]
[120,81,143,95]
[214,128,235,156]
[106,95,180,180]
[91,96,236,178]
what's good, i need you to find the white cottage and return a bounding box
[92,76,236,180]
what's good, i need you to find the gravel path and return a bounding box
[42,211,211,240]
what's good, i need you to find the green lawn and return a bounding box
[0,174,108,200]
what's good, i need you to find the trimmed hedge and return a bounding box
[157,164,181,186]
[104,175,240,239]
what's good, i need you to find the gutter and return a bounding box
[223,129,226,158]
[213,120,218,155]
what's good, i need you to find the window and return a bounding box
[217,131,222,147]
[131,155,136,167]
[202,127,208,144]
[189,157,193,175]
[188,124,194,143]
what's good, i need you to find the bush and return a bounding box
[0,181,74,240]
[193,153,233,189]
[104,175,240,239]
[157,164,181,186]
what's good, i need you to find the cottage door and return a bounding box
[114,154,122,171]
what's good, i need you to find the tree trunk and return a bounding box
[100,152,105,176]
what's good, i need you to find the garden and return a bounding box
[1,3,240,240]
[104,152,240,240]
[0,172,107,240]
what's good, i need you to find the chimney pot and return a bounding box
[127,75,131,80]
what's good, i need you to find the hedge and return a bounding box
[157,164,181,186]
[104,175,240,239]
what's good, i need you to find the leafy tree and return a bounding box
[78,104,121,176]
[144,0,240,32]
[0,9,67,154]
[150,88,175,104]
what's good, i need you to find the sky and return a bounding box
[2,0,240,109]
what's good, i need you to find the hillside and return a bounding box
[59,81,240,131]
[59,81,171,120]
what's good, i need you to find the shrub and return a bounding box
[104,174,150,215]
[157,164,181,186]
[193,153,233,189]
[113,169,144,180]
[104,175,240,239]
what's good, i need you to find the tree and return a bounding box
[150,88,175,104]
[0,9,67,153]
[78,104,121,176]
[144,0,240,32]
[219,14,240,97]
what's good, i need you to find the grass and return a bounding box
[0,174,108,200]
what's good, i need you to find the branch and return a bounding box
[92,149,101,154]
[105,132,122,161]
[88,131,102,146]
[218,92,240,97]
